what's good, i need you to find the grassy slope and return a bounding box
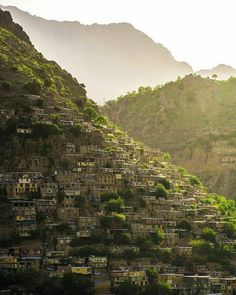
[0,27,88,108]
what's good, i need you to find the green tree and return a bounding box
[190,175,201,186]
[154,184,168,198]
[157,248,172,263]
[36,98,45,107]
[100,214,126,229]
[202,227,217,243]
[224,222,236,239]
[178,167,188,176]
[107,197,125,213]
[146,269,158,284]
[177,219,192,232]
[69,124,82,137]
[84,107,98,120]
[43,79,52,89]
[49,113,60,124]
[135,236,152,253]
[23,79,43,95]
[95,115,107,125]
[158,178,171,190]
[162,152,171,162]
[122,189,135,200]
[101,191,119,203]
[190,239,214,255]
[152,228,164,245]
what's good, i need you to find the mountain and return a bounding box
[197,64,236,80]
[1,9,236,294]
[103,74,236,199]
[0,8,31,45]
[0,5,192,104]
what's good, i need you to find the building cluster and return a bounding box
[0,99,236,294]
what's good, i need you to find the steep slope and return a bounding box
[0,16,87,106]
[1,11,236,294]
[0,14,104,172]
[197,64,236,80]
[103,75,236,199]
[0,5,192,103]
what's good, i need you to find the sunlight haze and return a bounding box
[0,0,236,71]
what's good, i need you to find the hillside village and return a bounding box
[0,9,236,295]
[0,93,236,294]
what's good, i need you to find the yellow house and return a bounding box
[0,256,18,269]
[71,266,92,275]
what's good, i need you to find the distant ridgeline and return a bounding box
[0,5,193,103]
[103,75,236,199]
[0,9,236,295]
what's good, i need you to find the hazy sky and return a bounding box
[1,0,236,71]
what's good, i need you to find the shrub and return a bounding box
[36,98,45,107]
[23,79,43,95]
[158,178,171,190]
[101,191,119,203]
[84,106,98,120]
[69,124,82,137]
[100,214,126,229]
[178,167,188,176]
[202,227,217,243]
[152,228,164,245]
[106,197,125,213]
[95,115,107,125]
[162,152,171,162]
[224,222,236,239]
[190,175,201,186]
[135,236,152,253]
[190,239,214,255]
[177,219,192,232]
[154,184,168,198]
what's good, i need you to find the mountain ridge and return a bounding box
[102,74,236,199]
[197,64,236,80]
[0,5,193,104]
